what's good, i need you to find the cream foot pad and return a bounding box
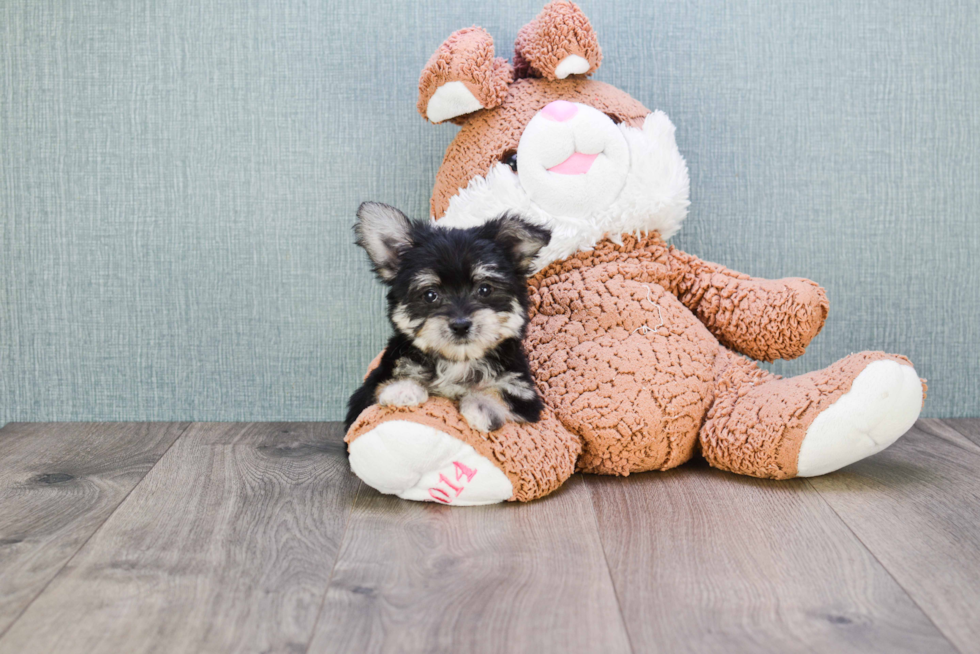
[348,420,513,505]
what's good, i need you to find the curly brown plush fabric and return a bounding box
[526,234,832,476]
[430,78,648,219]
[513,0,602,79]
[346,397,581,502]
[531,235,830,363]
[417,27,513,124]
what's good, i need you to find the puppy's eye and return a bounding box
[423,289,439,303]
[477,284,493,298]
[502,151,518,173]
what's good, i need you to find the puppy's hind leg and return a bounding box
[378,379,429,407]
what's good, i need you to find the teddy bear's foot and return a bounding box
[701,350,923,479]
[796,359,923,476]
[348,419,514,506]
[345,397,582,504]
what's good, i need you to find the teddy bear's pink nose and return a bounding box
[540,100,578,122]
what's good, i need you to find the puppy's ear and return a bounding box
[354,202,414,282]
[489,215,552,273]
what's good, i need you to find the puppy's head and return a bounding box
[355,202,551,361]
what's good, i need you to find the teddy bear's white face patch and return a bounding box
[438,111,690,273]
[516,102,630,219]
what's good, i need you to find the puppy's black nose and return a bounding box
[449,317,472,337]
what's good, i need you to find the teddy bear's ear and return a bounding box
[417,27,513,125]
[513,1,602,80]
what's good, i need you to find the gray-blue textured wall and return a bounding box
[1,0,977,422]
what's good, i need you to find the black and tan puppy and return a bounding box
[345,202,550,433]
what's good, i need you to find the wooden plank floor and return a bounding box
[0,420,977,654]
[0,423,189,634]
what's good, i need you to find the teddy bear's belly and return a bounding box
[527,275,719,475]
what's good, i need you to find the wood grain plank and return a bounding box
[943,418,980,448]
[0,422,188,635]
[308,474,632,654]
[0,422,360,654]
[914,418,980,457]
[810,421,980,654]
[587,460,955,654]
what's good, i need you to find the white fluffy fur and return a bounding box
[437,111,690,272]
[459,392,512,432]
[378,379,429,407]
[517,103,631,219]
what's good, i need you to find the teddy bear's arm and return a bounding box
[658,245,829,362]
[532,237,828,362]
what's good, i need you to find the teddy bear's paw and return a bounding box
[796,360,923,477]
[348,420,513,505]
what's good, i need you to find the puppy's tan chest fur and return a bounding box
[394,357,532,401]
[432,359,495,400]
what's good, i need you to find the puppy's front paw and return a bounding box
[460,393,509,432]
[378,380,429,407]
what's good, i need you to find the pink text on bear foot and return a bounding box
[428,461,478,504]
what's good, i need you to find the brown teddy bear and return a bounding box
[345,1,924,505]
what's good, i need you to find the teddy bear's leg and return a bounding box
[700,349,924,479]
[345,397,582,505]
